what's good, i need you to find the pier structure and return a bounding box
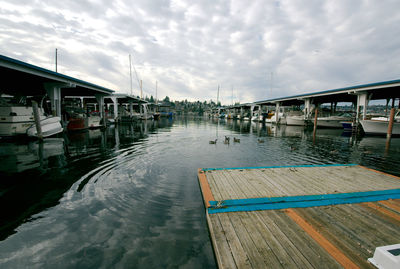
[255,79,400,125]
[0,54,114,125]
[103,94,147,122]
[198,164,400,268]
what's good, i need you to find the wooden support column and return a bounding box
[275,102,280,124]
[32,100,43,140]
[129,101,133,119]
[111,97,118,122]
[356,92,369,120]
[95,94,105,127]
[304,98,312,120]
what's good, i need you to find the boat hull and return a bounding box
[360,120,400,135]
[88,115,102,129]
[0,105,47,136]
[67,117,88,131]
[286,116,306,126]
[341,121,353,131]
[26,117,63,137]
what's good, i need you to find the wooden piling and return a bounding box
[313,108,318,142]
[387,107,395,139]
[32,100,43,140]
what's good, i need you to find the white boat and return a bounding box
[316,115,352,128]
[251,112,262,122]
[286,115,306,126]
[360,111,400,135]
[88,115,102,129]
[0,98,63,138]
[140,113,154,120]
[26,116,63,138]
[268,112,285,124]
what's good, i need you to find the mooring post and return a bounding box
[312,108,318,143]
[32,100,43,140]
[387,107,395,139]
[313,108,318,133]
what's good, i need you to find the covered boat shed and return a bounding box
[0,54,114,120]
[255,79,400,122]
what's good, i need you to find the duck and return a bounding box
[258,139,264,143]
[233,137,240,143]
[209,139,217,144]
[224,136,230,144]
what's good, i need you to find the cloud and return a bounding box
[1,0,399,104]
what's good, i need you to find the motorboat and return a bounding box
[140,113,154,120]
[316,114,352,128]
[267,112,285,124]
[88,111,102,129]
[0,96,63,138]
[340,121,353,131]
[153,112,160,120]
[286,115,306,126]
[251,112,262,122]
[264,112,275,123]
[26,116,63,138]
[360,110,400,135]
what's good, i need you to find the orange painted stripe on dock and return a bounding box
[378,199,400,212]
[198,169,215,208]
[363,202,400,222]
[285,208,359,269]
[358,165,400,180]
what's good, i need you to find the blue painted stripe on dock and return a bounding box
[207,189,400,214]
[202,163,357,172]
[209,189,400,207]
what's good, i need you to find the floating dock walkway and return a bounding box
[198,164,400,268]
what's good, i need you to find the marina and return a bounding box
[198,164,400,268]
[2,1,400,268]
[1,53,400,268]
[0,119,400,267]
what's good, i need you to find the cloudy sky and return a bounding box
[1,0,399,104]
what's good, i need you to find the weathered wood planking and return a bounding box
[205,165,400,201]
[199,165,400,268]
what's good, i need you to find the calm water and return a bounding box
[1,118,400,268]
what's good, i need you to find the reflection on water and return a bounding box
[0,118,400,268]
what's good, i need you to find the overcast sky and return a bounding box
[1,0,399,104]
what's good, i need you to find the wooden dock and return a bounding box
[197,164,400,268]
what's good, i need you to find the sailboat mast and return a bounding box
[140,80,143,99]
[55,48,58,72]
[217,85,220,106]
[129,54,133,95]
[155,81,158,105]
[231,86,233,106]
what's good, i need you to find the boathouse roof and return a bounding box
[256,79,400,106]
[0,54,114,96]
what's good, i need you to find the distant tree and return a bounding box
[149,95,154,103]
[163,96,170,103]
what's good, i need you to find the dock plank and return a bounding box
[207,213,237,269]
[218,213,253,268]
[198,165,400,269]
